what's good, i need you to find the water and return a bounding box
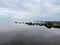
[0,22,60,45]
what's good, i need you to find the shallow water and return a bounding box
[0,23,60,45]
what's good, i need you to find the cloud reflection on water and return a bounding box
[0,23,60,45]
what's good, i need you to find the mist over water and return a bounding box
[0,22,60,45]
[0,0,60,45]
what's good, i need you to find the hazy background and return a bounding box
[0,0,60,45]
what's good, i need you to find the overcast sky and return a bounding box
[0,0,60,21]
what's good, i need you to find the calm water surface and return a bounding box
[0,22,60,45]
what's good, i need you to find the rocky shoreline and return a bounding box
[15,21,60,28]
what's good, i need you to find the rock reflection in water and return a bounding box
[27,24,60,29]
[24,21,60,29]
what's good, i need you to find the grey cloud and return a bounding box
[49,0,60,6]
[0,0,60,21]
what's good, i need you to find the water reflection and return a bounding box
[26,23,60,29]
[0,22,60,45]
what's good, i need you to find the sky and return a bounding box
[0,0,60,21]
